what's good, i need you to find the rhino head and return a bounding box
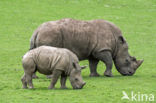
[114,36,144,76]
[69,63,86,89]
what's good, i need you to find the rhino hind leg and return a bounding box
[94,51,113,77]
[60,72,67,89]
[25,73,34,89]
[21,73,27,89]
[89,58,100,77]
[48,69,62,89]
[22,60,36,89]
[21,72,34,89]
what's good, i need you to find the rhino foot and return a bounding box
[104,71,113,77]
[48,87,55,89]
[60,86,68,89]
[89,73,100,77]
[22,86,28,89]
[29,86,34,89]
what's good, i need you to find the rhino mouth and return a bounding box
[121,73,134,76]
[73,82,86,89]
[117,68,135,76]
[73,86,83,89]
[73,87,82,89]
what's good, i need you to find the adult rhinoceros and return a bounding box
[30,18,143,77]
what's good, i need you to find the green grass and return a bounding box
[0,0,156,103]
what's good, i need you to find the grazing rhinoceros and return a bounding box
[30,18,143,77]
[21,46,86,89]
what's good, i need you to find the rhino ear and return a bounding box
[131,56,137,61]
[72,62,76,69]
[118,36,125,44]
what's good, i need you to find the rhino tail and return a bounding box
[29,30,38,50]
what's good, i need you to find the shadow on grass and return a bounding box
[35,74,151,80]
[19,87,82,91]
[82,74,141,79]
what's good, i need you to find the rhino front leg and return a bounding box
[48,69,62,89]
[94,50,113,77]
[60,73,67,89]
[89,58,100,77]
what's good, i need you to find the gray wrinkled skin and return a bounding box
[21,46,86,89]
[30,18,143,77]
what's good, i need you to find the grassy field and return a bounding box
[0,0,155,103]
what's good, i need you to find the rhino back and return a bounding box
[31,46,69,75]
[34,19,98,60]
[36,21,63,48]
[59,19,98,60]
[61,19,123,58]
[34,18,123,60]
[90,20,122,57]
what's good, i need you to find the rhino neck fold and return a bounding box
[65,56,73,76]
[112,33,118,60]
[65,67,72,76]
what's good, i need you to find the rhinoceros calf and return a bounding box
[21,46,86,89]
[30,18,143,77]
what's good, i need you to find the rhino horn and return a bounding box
[135,59,144,70]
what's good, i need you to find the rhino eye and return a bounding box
[132,58,136,61]
[125,59,129,63]
[75,78,78,81]
[125,59,130,65]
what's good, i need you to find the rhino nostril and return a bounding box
[129,71,132,74]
